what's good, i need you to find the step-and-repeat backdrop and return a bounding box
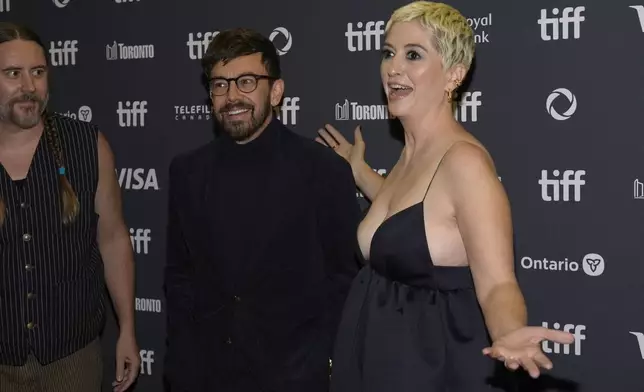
[2,0,643,391]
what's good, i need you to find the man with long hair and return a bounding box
[0,23,140,392]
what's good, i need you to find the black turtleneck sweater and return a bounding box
[164,117,362,392]
[209,120,283,287]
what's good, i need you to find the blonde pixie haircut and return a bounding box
[385,1,475,72]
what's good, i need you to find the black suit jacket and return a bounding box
[163,119,362,392]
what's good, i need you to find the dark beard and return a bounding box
[216,98,271,141]
[0,92,48,129]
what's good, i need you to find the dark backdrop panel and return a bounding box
[1,0,642,391]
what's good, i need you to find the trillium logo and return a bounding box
[581,253,605,276]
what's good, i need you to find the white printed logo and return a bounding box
[115,0,141,3]
[59,106,92,122]
[345,21,385,52]
[117,101,147,127]
[541,322,586,356]
[466,13,492,44]
[346,14,491,52]
[106,41,154,60]
[52,0,70,8]
[629,331,644,359]
[276,97,300,125]
[269,27,292,55]
[538,6,585,41]
[521,253,605,276]
[630,6,644,32]
[187,32,219,60]
[335,99,389,121]
[454,91,482,122]
[117,168,159,190]
[188,28,290,59]
[49,40,78,66]
[139,350,154,375]
[175,104,212,121]
[546,88,577,120]
[539,169,585,202]
[129,228,151,254]
[135,297,162,313]
[634,179,644,199]
[582,253,605,276]
[0,0,10,12]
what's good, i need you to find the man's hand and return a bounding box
[112,331,141,392]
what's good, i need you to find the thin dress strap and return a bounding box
[422,140,467,201]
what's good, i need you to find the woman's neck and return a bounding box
[398,103,458,164]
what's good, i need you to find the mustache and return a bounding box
[10,93,43,104]
[220,101,253,113]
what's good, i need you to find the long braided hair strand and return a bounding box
[43,111,79,225]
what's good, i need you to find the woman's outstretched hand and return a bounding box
[482,326,575,378]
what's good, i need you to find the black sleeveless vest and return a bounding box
[0,113,106,366]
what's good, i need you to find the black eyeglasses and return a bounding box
[208,74,275,96]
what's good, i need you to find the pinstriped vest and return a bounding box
[0,113,106,366]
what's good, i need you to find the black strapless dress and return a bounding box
[330,200,507,391]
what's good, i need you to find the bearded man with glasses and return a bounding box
[163,28,362,392]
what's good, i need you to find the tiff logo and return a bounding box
[117,101,147,127]
[187,32,219,60]
[49,40,78,66]
[629,331,644,359]
[139,350,154,375]
[538,6,585,41]
[634,179,644,199]
[454,91,482,122]
[542,322,586,356]
[130,228,151,254]
[346,21,385,51]
[0,0,9,12]
[276,97,300,125]
[631,6,644,32]
[539,169,585,202]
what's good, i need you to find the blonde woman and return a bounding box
[317,2,574,390]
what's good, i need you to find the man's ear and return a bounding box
[270,79,285,107]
